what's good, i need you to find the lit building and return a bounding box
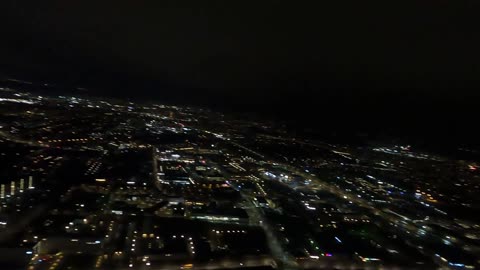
[28,176,34,189]
[19,178,24,192]
[10,181,15,196]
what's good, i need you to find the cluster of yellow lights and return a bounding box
[40,138,93,143]
[416,189,438,203]
[211,229,246,234]
[48,254,64,270]
[142,233,156,238]
[95,255,103,268]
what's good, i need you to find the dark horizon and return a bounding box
[2,0,479,88]
[1,0,480,149]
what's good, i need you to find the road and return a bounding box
[0,130,101,152]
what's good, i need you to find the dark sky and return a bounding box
[1,1,480,146]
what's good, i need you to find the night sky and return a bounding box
[1,1,479,146]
